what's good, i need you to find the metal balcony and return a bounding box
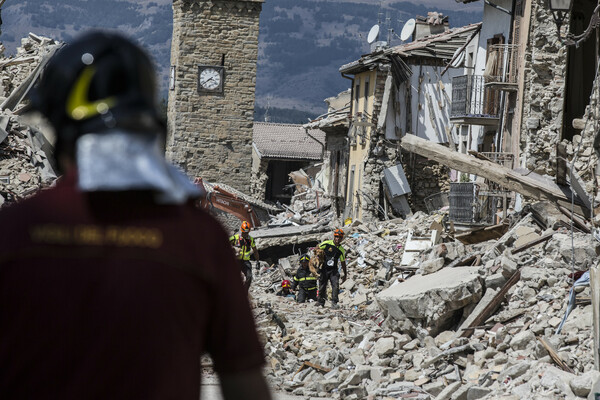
[450,75,500,126]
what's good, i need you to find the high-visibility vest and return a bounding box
[293,269,317,290]
[319,240,346,269]
[229,234,255,261]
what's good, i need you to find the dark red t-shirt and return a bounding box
[0,173,265,399]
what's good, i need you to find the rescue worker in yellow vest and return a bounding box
[317,229,347,308]
[291,254,318,303]
[229,221,259,291]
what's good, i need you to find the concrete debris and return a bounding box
[0,34,61,206]
[248,200,600,399]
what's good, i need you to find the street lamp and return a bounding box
[547,0,600,47]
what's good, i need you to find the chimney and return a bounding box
[413,12,449,41]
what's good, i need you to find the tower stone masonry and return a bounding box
[167,0,263,193]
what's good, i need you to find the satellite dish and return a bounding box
[367,24,380,44]
[400,18,416,41]
[450,48,466,68]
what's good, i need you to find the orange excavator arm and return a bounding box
[194,177,261,228]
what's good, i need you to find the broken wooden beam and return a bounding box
[293,361,332,378]
[459,270,521,338]
[454,223,508,245]
[538,337,575,374]
[557,204,591,233]
[422,343,477,368]
[511,231,555,254]
[400,134,583,208]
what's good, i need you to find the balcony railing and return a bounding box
[451,75,500,119]
[484,44,520,85]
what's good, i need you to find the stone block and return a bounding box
[526,118,540,129]
[571,370,600,397]
[376,267,483,336]
[369,366,388,383]
[540,366,576,398]
[485,273,506,290]
[421,257,445,275]
[392,333,412,348]
[423,380,445,397]
[450,383,472,400]
[374,337,395,356]
[339,386,367,398]
[434,381,461,400]
[520,266,546,288]
[435,330,455,347]
[497,361,530,382]
[509,330,536,350]
[404,368,420,382]
[315,378,340,393]
[466,386,492,400]
[500,255,518,279]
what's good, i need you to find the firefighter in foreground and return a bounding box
[317,229,348,308]
[0,31,270,400]
[292,253,318,303]
[229,221,260,291]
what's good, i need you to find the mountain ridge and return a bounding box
[1,0,482,118]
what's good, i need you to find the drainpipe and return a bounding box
[497,0,517,152]
[341,72,355,215]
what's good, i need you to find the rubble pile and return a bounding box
[0,33,61,206]
[0,119,56,204]
[251,202,600,399]
[0,33,59,102]
[267,190,335,227]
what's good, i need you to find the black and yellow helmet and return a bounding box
[28,31,163,164]
[300,254,310,263]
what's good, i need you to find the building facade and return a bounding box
[167,0,263,193]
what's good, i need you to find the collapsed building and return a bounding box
[0,33,60,206]
[249,194,600,399]
[242,4,600,400]
[1,4,600,399]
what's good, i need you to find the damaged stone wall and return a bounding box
[559,69,600,196]
[519,0,567,175]
[403,153,450,212]
[359,68,402,221]
[167,0,263,194]
[250,149,268,199]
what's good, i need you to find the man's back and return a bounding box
[0,173,264,399]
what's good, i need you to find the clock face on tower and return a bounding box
[198,65,224,94]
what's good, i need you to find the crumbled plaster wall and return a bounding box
[519,0,568,175]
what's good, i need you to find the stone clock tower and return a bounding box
[167,0,263,193]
